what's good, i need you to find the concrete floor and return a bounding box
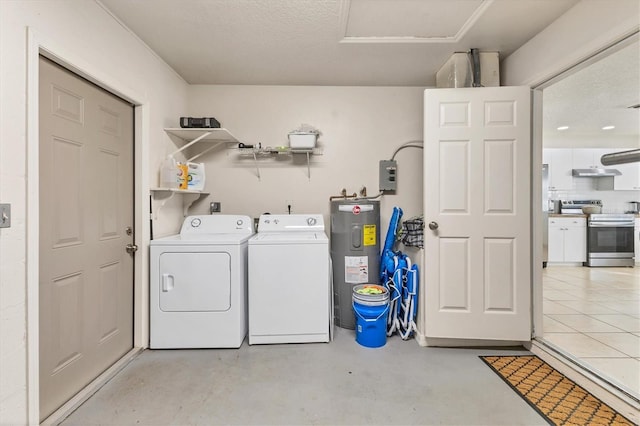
[61,328,547,425]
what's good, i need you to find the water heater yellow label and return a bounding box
[363,225,376,246]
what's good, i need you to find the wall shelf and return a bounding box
[236,147,323,180]
[164,127,322,180]
[150,188,210,217]
[164,128,239,162]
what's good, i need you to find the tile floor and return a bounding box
[542,265,640,398]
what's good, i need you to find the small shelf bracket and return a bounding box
[253,151,261,181]
[150,189,210,218]
[169,131,212,158]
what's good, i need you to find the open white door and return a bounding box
[423,86,531,341]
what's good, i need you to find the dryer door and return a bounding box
[159,251,231,312]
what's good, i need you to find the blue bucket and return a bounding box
[352,284,390,348]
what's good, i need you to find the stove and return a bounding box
[585,213,635,267]
[560,199,601,215]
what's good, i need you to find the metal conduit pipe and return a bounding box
[600,149,640,165]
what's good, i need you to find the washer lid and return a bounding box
[151,232,253,245]
[249,232,328,244]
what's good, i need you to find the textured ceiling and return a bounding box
[544,40,640,137]
[96,0,637,138]
[98,0,579,86]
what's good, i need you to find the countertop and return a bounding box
[548,213,640,218]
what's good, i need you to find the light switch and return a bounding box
[0,204,11,228]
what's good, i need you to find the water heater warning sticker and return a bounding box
[345,256,368,284]
[363,225,376,246]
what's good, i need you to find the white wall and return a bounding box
[502,0,639,87]
[185,85,425,236]
[0,1,188,423]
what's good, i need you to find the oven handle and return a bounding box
[588,222,635,227]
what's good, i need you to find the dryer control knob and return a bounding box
[190,218,201,228]
[307,217,317,226]
[236,219,243,226]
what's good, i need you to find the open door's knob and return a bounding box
[428,221,439,230]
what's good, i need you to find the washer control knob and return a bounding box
[307,217,317,226]
[236,219,243,226]
[190,218,201,228]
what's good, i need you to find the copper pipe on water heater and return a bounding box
[329,188,357,201]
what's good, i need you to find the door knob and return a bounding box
[125,243,138,255]
[428,221,439,230]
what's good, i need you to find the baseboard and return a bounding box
[415,331,525,347]
[41,347,142,426]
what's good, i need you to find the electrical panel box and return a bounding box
[379,160,397,191]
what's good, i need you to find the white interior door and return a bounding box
[423,86,531,341]
[39,56,134,420]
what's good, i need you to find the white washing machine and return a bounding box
[248,214,330,345]
[150,215,254,348]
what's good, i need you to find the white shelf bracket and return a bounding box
[152,191,175,220]
[187,141,224,162]
[169,131,212,158]
[181,192,202,216]
[253,151,261,181]
[150,189,210,219]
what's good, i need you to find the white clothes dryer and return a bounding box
[150,215,253,348]
[248,214,330,345]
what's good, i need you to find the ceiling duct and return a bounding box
[600,149,640,165]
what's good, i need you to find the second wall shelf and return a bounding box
[237,147,323,180]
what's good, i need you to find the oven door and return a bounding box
[586,222,635,266]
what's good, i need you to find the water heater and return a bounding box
[330,199,380,329]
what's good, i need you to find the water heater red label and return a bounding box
[352,205,361,215]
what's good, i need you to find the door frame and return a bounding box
[529,31,639,413]
[531,30,639,338]
[26,27,151,424]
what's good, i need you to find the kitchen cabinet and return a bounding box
[614,161,640,190]
[571,148,611,169]
[543,148,573,190]
[548,217,586,263]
